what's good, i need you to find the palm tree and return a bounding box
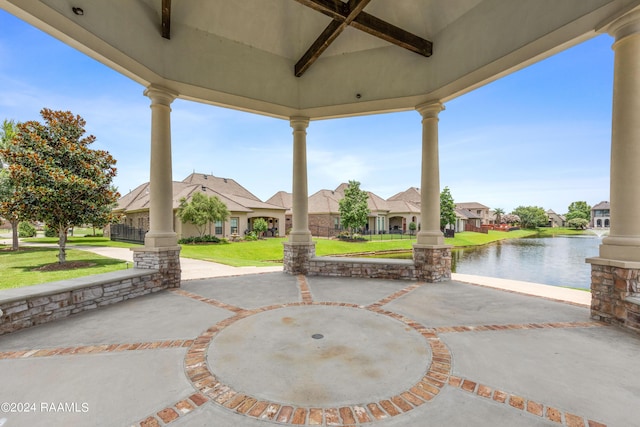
[493,207,505,225]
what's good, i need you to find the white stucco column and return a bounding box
[143,85,178,248]
[415,102,445,246]
[599,9,640,262]
[289,116,312,243]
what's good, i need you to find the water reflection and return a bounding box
[452,236,600,289]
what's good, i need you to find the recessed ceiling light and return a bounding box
[72,7,84,16]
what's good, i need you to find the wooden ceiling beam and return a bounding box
[295,0,371,77]
[293,0,432,76]
[352,12,432,57]
[161,0,171,39]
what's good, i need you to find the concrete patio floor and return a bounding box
[0,266,638,427]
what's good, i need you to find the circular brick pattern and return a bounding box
[184,302,452,425]
[208,305,431,407]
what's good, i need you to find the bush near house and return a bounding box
[178,235,225,244]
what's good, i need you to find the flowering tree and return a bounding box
[0,109,120,263]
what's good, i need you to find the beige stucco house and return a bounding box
[455,202,493,225]
[546,210,566,227]
[113,173,286,240]
[267,184,422,237]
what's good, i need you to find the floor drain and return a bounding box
[311,334,324,339]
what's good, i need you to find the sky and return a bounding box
[0,9,614,214]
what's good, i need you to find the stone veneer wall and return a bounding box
[283,242,316,275]
[133,247,181,288]
[413,246,452,282]
[298,246,451,283]
[0,269,164,336]
[590,262,640,333]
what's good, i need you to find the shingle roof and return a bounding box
[116,173,285,214]
[182,173,261,201]
[388,187,421,204]
[592,201,610,210]
[455,208,481,219]
[456,202,490,210]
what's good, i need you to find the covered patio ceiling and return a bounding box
[1,0,639,119]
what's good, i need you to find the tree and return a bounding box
[177,192,229,237]
[502,213,520,225]
[408,221,417,235]
[567,218,589,229]
[566,201,591,222]
[493,207,505,224]
[440,186,456,230]
[0,119,19,250]
[0,109,120,263]
[338,180,370,235]
[252,218,268,238]
[511,206,548,229]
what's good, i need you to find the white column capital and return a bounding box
[290,116,310,132]
[606,7,640,41]
[416,101,445,120]
[144,85,178,106]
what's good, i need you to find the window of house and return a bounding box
[215,220,223,235]
[377,216,385,232]
[230,217,238,234]
[334,217,340,229]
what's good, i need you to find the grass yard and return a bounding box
[0,246,129,289]
[178,230,550,266]
[21,236,139,248]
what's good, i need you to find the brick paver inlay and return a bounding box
[1,274,608,427]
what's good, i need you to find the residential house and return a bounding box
[267,184,422,237]
[112,173,287,240]
[591,201,611,228]
[454,208,482,232]
[546,210,565,227]
[455,202,493,225]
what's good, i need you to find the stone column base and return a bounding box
[413,244,452,282]
[587,257,640,333]
[132,246,182,288]
[283,242,316,275]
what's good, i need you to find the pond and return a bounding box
[451,235,601,289]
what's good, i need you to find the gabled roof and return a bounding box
[386,199,420,214]
[182,173,261,201]
[456,202,490,210]
[115,173,285,214]
[116,181,204,212]
[388,187,421,204]
[456,208,482,220]
[308,189,342,214]
[592,201,610,210]
[266,191,292,209]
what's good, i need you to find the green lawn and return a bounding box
[0,228,588,288]
[0,246,129,289]
[21,236,139,248]
[177,230,551,266]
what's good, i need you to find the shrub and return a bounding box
[178,234,222,244]
[44,226,56,237]
[244,231,258,241]
[18,222,37,238]
[336,231,367,241]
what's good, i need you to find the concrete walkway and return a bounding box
[0,244,636,426]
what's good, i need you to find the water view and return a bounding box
[452,235,601,289]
